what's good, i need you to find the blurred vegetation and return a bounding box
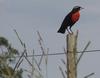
[0,30,49,78]
[0,37,22,78]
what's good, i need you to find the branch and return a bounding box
[76,41,91,65]
[84,73,95,78]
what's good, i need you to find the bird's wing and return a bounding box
[61,13,72,28]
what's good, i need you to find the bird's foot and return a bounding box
[69,32,73,35]
[67,28,73,35]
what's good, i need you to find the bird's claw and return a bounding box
[69,32,73,35]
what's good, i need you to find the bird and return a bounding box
[57,6,83,34]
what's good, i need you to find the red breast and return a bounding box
[71,11,80,23]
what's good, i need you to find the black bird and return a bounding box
[57,6,83,34]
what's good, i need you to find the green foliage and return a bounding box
[0,37,8,47]
[0,37,23,78]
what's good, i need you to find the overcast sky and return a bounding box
[0,0,100,78]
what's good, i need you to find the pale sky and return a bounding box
[0,0,100,78]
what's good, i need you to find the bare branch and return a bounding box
[16,59,23,69]
[13,51,25,72]
[59,66,66,78]
[76,41,91,65]
[13,29,24,46]
[37,31,45,68]
[61,59,66,65]
[84,73,95,78]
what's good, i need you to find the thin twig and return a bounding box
[76,41,91,65]
[24,55,33,67]
[38,39,44,67]
[13,51,25,72]
[37,31,45,68]
[84,73,95,78]
[61,59,66,65]
[13,29,24,46]
[59,66,66,78]
[16,59,23,69]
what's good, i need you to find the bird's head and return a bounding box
[72,6,84,12]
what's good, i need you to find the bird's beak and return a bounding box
[80,7,84,10]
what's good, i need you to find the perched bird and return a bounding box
[57,6,83,34]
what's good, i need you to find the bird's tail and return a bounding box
[57,26,66,34]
